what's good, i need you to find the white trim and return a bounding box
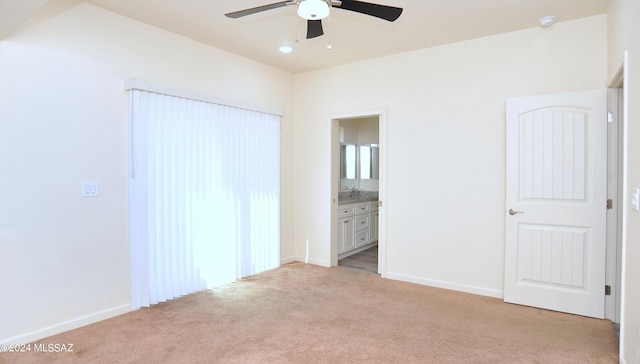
[0,304,133,345]
[280,256,298,265]
[605,87,620,322]
[305,257,331,267]
[618,50,629,362]
[330,118,340,267]
[608,63,624,88]
[330,109,388,121]
[284,255,327,267]
[124,79,283,116]
[385,272,504,299]
[378,111,387,275]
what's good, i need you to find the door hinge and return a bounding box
[607,111,614,123]
[607,199,613,210]
[605,285,611,296]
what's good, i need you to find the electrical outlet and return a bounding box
[82,182,99,197]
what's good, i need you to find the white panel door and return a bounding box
[505,89,607,318]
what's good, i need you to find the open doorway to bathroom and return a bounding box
[335,116,380,274]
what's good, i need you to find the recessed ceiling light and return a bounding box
[279,45,293,54]
[538,16,556,27]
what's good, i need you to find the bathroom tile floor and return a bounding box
[338,245,378,274]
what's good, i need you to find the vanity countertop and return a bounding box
[338,197,378,205]
[338,191,378,205]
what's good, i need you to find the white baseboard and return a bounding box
[384,272,504,299]
[304,257,330,267]
[282,255,330,267]
[280,256,298,265]
[1,304,134,345]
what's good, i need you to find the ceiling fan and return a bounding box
[225,0,403,39]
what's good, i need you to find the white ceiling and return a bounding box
[0,0,49,38]
[2,0,611,73]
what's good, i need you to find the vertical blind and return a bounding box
[129,89,280,308]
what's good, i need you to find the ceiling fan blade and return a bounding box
[306,19,324,39]
[334,0,403,22]
[225,1,292,18]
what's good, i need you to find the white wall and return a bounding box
[293,15,607,296]
[355,117,379,146]
[0,2,294,343]
[607,0,640,362]
[339,120,360,145]
[0,1,619,351]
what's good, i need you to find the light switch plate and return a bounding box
[632,188,640,212]
[82,182,99,197]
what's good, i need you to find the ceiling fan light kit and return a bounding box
[297,0,330,20]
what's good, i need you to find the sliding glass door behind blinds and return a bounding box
[129,89,280,307]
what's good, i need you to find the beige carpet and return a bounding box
[2,263,618,363]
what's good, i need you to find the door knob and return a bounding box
[508,208,524,215]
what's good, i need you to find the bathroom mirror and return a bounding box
[360,144,379,180]
[340,144,357,181]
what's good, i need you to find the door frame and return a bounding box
[605,79,624,323]
[605,53,628,346]
[329,109,387,274]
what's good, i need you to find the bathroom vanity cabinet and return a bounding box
[338,200,378,259]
